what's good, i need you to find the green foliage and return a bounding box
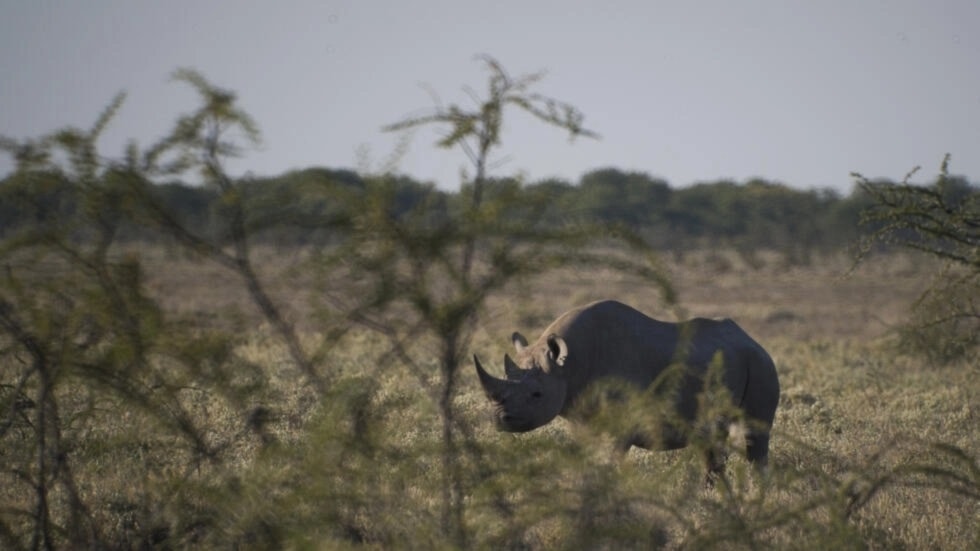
[0,102,260,548]
[856,155,979,269]
[854,155,980,363]
[574,168,671,227]
[2,165,885,265]
[3,165,880,260]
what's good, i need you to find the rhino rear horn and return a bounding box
[474,355,508,401]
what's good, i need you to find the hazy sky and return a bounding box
[2,1,978,192]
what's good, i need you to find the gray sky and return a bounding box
[2,1,978,192]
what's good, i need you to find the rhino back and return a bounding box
[540,300,680,401]
[540,300,775,422]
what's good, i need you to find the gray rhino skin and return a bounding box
[474,300,780,470]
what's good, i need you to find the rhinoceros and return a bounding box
[474,300,780,473]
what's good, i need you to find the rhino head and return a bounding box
[474,331,569,432]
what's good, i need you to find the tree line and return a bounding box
[4,161,975,263]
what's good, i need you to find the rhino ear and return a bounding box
[546,334,568,366]
[512,332,528,353]
[504,354,522,380]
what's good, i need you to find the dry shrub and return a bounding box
[897,268,979,364]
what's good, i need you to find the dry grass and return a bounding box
[3,246,977,549]
[133,247,932,342]
[170,248,973,545]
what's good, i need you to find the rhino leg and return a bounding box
[705,447,727,486]
[704,419,735,485]
[745,430,770,469]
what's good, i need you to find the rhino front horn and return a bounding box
[474,355,507,401]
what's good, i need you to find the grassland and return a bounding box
[2,246,977,549]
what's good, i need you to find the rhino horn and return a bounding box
[474,355,508,401]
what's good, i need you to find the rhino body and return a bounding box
[474,300,780,470]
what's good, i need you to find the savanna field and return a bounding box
[4,245,973,549]
[1,64,978,550]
